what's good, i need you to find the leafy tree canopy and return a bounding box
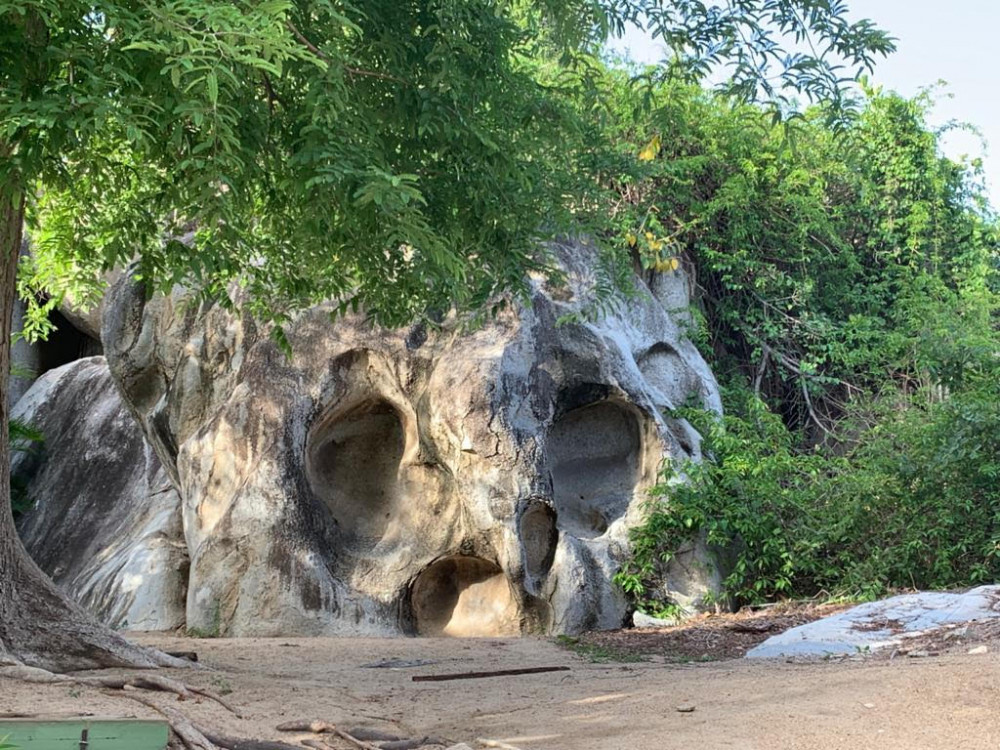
[2,0,894,339]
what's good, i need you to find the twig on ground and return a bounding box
[274,720,380,750]
[275,721,337,733]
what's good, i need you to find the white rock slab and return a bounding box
[746,586,1000,659]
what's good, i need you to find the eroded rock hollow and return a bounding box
[16,241,723,636]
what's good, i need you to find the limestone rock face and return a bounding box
[14,358,187,631]
[94,240,721,636]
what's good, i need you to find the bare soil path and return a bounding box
[3,626,999,750]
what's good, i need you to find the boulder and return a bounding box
[14,357,187,631]
[97,240,722,636]
[18,239,722,636]
[746,586,1000,659]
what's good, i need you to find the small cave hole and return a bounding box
[548,400,640,538]
[637,342,699,408]
[519,501,558,579]
[36,309,103,373]
[410,556,520,637]
[307,401,405,541]
[12,308,102,403]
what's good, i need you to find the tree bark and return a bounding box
[0,183,174,671]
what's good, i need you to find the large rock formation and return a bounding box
[18,240,723,636]
[14,358,187,631]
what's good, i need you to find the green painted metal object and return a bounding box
[0,718,168,749]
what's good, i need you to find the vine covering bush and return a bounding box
[616,381,1000,613]
[594,72,1000,611]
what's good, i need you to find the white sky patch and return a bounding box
[608,0,998,208]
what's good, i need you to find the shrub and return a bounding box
[617,381,1000,612]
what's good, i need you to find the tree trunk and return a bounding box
[0,185,174,672]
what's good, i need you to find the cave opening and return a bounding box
[410,556,520,637]
[548,400,641,538]
[307,401,405,541]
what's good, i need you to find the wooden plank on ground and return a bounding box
[412,666,570,682]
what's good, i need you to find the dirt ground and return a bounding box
[4,609,1000,750]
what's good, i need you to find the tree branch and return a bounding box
[285,20,406,84]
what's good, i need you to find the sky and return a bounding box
[612,1,1000,206]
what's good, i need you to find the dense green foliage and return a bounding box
[589,78,997,421]
[609,80,1000,611]
[2,0,892,339]
[618,381,1000,613]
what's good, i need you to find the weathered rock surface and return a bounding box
[14,358,187,631]
[20,240,724,636]
[746,586,1000,659]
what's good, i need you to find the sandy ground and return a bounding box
[4,627,1000,750]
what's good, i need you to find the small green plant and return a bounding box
[210,676,233,696]
[186,602,222,638]
[0,735,19,750]
[554,635,646,664]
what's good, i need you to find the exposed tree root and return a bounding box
[200,730,303,750]
[0,589,190,673]
[0,663,236,716]
[0,662,425,750]
[0,663,316,750]
[123,692,218,750]
[121,691,301,750]
[274,719,381,749]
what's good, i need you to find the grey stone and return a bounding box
[747,586,1000,659]
[633,611,679,629]
[23,239,724,637]
[14,358,187,631]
